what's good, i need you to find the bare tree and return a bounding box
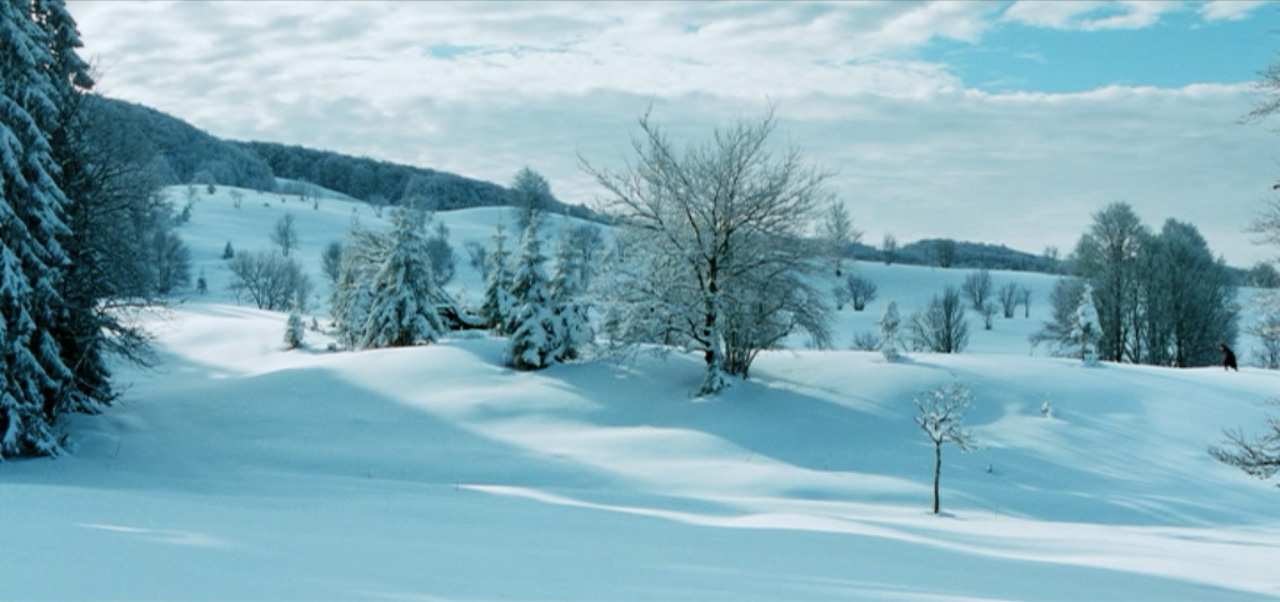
[997,282,1020,319]
[1030,277,1087,356]
[1017,285,1033,318]
[914,380,978,514]
[979,301,997,331]
[882,233,898,266]
[464,241,489,280]
[844,275,878,311]
[228,250,312,311]
[1210,399,1280,486]
[1247,301,1280,369]
[962,270,993,314]
[321,240,343,285]
[271,212,298,257]
[909,286,969,353]
[367,192,389,218]
[583,107,833,395]
[820,201,861,277]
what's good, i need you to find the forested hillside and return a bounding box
[85,96,276,190]
[849,238,1065,273]
[85,97,600,219]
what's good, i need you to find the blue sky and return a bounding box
[936,7,1274,91]
[68,1,1280,266]
[932,6,1275,92]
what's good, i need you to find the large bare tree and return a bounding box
[583,107,833,395]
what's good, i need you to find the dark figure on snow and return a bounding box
[1220,344,1238,371]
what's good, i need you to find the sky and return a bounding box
[68,0,1280,266]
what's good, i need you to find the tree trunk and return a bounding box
[932,442,942,514]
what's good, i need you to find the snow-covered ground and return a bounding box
[4,187,1279,601]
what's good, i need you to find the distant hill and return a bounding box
[845,238,1065,274]
[236,140,595,221]
[85,96,599,220]
[86,96,276,190]
[87,95,1098,276]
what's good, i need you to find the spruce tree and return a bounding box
[0,0,80,456]
[549,227,592,361]
[480,223,515,334]
[357,205,446,349]
[506,219,557,370]
[1072,283,1102,367]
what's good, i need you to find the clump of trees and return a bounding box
[3,0,196,456]
[478,214,595,371]
[1032,202,1238,367]
[583,107,833,395]
[228,251,311,311]
[329,204,449,350]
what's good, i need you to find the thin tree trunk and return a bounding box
[933,443,942,514]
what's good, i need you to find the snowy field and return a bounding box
[4,187,1280,601]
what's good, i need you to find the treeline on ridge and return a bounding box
[84,96,598,220]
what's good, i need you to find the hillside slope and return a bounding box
[4,302,1279,600]
[4,185,1278,601]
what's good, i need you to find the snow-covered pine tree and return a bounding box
[0,0,80,456]
[284,292,305,350]
[1072,283,1101,367]
[479,222,515,334]
[506,218,558,370]
[549,227,593,361]
[357,204,448,349]
[330,228,386,349]
[878,299,902,361]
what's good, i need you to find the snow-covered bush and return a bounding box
[284,309,305,350]
[851,331,882,352]
[844,275,878,311]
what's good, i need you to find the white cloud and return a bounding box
[1002,1,1188,31]
[1200,0,1272,21]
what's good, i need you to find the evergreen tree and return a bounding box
[0,0,80,456]
[550,226,593,361]
[357,205,446,349]
[284,306,305,350]
[878,300,902,361]
[480,223,515,334]
[506,219,558,370]
[1072,283,1101,366]
[330,228,385,349]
